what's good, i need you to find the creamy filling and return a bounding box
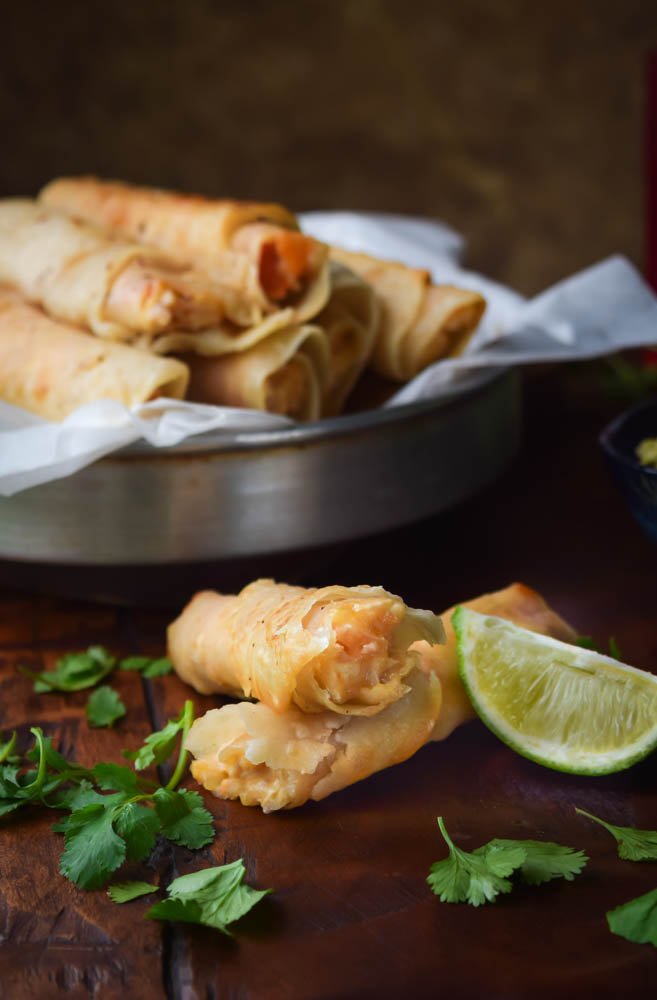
[294,599,420,715]
[187,703,344,812]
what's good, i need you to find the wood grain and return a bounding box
[0,606,164,1000]
[1,372,657,997]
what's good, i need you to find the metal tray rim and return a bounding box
[117,367,509,459]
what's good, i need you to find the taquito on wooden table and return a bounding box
[0,290,189,420]
[40,177,331,324]
[0,199,242,343]
[182,583,577,811]
[331,247,486,381]
[168,578,445,716]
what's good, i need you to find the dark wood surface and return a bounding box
[1,372,656,999]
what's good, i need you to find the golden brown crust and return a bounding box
[0,289,189,420]
[168,578,444,716]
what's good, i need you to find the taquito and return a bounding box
[0,199,243,342]
[168,578,445,716]
[183,583,577,811]
[317,264,379,416]
[41,177,331,323]
[186,668,442,813]
[0,290,189,421]
[181,324,330,421]
[330,247,486,381]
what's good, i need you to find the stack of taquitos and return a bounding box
[0,289,189,420]
[168,580,576,812]
[41,176,331,323]
[36,179,381,419]
[40,177,485,403]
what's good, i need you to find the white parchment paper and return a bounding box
[1,211,656,496]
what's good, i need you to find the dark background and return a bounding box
[1,0,655,294]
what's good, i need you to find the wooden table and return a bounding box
[1,372,656,999]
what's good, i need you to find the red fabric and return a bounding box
[647,51,657,291]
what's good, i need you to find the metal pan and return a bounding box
[0,370,520,602]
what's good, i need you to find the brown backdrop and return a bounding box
[1,0,655,293]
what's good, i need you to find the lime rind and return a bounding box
[453,606,657,775]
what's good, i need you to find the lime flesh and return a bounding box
[454,607,657,775]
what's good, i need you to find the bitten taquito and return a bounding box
[168,578,445,716]
[182,583,576,811]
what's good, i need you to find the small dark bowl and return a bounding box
[599,396,657,543]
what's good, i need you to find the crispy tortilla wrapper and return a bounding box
[184,583,577,811]
[330,247,486,381]
[181,324,330,421]
[317,263,379,416]
[0,290,189,421]
[41,177,331,323]
[167,265,376,417]
[186,667,442,813]
[0,199,246,343]
[168,578,445,716]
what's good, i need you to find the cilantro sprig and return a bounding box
[575,808,657,862]
[575,807,657,948]
[119,656,173,678]
[427,817,587,906]
[21,647,116,692]
[0,702,215,891]
[20,646,172,694]
[106,860,272,934]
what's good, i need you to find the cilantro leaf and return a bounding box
[125,708,187,771]
[154,788,215,849]
[120,656,173,678]
[86,686,126,728]
[26,735,90,781]
[427,817,524,906]
[119,656,152,672]
[428,818,586,906]
[59,803,127,889]
[147,859,271,934]
[576,808,657,861]
[484,839,587,885]
[51,779,107,814]
[607,887,657,947]
[0,728,65,816]
[114,802,160,862]
[142,658,174,678]
[107,881,159,904]
[22,646,116,692]
[91,763,142,795]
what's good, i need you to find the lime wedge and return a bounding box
[453,606,657,775]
